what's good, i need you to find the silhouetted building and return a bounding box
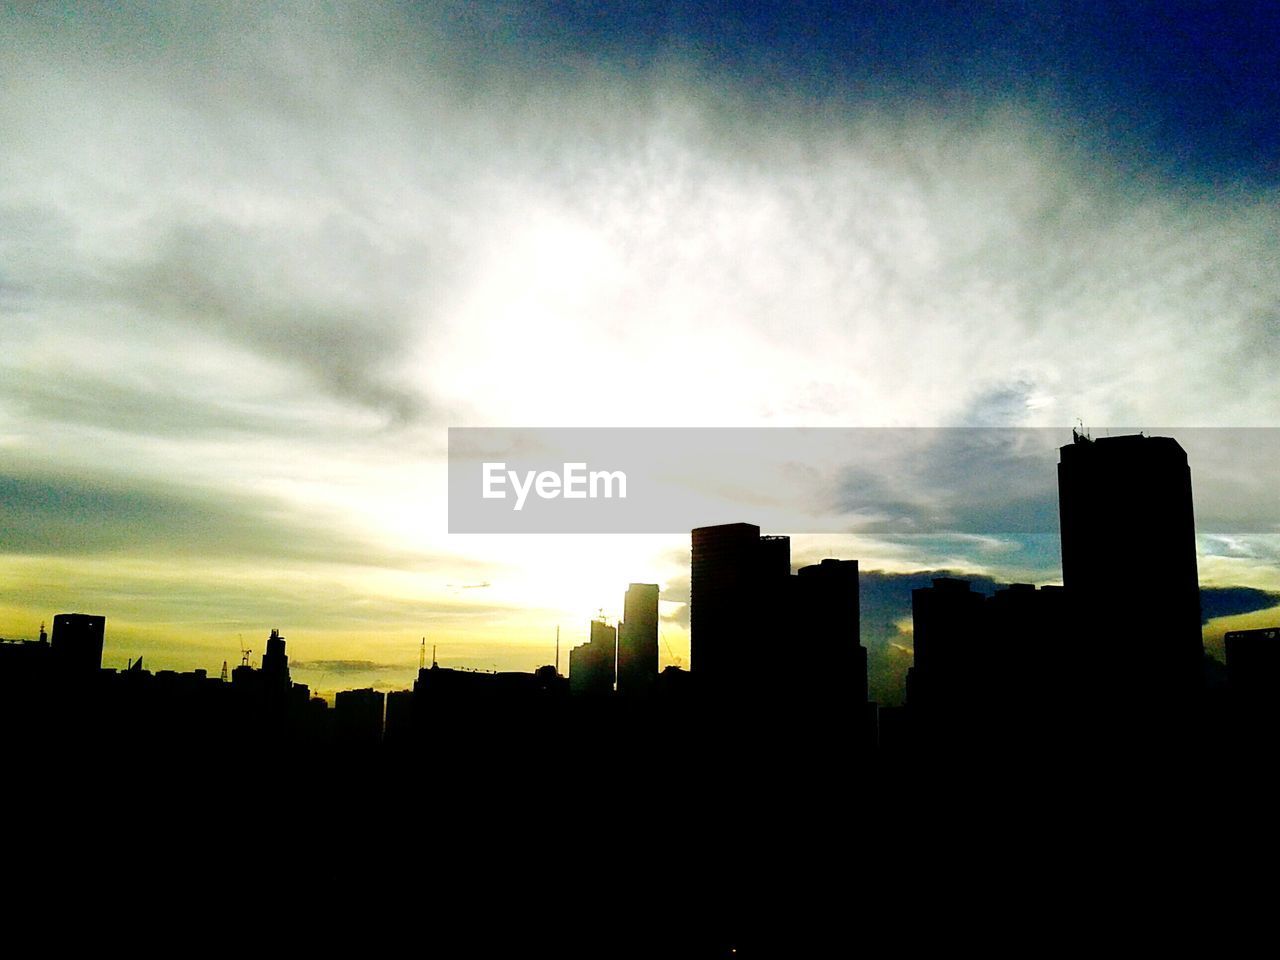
[900,578,1079,750]
[227,629,313,743]
[691,523,791,695]
[617,583,659,697]
[1058,432,1203,702]
[335,687,385,746]
[986,583,1074,743]
[261,627,290,692]
[384,689,415,743]
[986,582,1069,685]
[413,662,569,703]
[655,664,693,701]
[569,619,616,696]
[0,630,52,674]
[51,613,105,674]
[757,535,791,580]
[907,578,984,714]
[791,557,874,748]
[795,559,864,702]
[1225,627,1280,704]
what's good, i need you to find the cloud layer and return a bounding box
[2,3,1278,685]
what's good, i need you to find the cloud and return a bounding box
[5,2,1278,442]
[106,219,433,425]
[290,659,403,674]
[1,2,1278,676]
[1200,586,1280,625]
[0,366,332,441]
[0,467,423,567]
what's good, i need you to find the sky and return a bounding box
[2,1,1279,701]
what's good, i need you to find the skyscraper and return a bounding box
[569,619,616,696]
[617,583,659,697]
[50,613,105,674]
[691,523,788,694]
[907,578,984,713]
[795,559,864,703]
[261,627,291,691]
[1224,626,1280,705]
[1057,432,1203,700]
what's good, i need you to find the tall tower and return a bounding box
[50,613,105,673]
[907,578,984,711]
[1057,433,1203,700]
[691,523,790,695]
[796,559,864,703]
[569,619,616,697]
[617,583,660,697]
[261,627,291,691]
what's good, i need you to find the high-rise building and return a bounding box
[617,583,659,697]
[1057,432,1203,699]
[569,619,616,696]
[690,523,789,694]
[907,578,984,711]
[384,689,416,744]
[50,613,105,673]
[986,583,1072,704]
[334,687,385,745]
[1224,626,1280,705]
[795,559,864,702]
[261,627,290,691]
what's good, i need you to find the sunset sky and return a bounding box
[3,2,1279,701]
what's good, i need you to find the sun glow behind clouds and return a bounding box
[1,2,1279,685]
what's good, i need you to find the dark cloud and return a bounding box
[0,468,421,568]
[1200,586,1280,624]
[661,604,689,630]
[830,430,1064,534]
[290,659,402,673]
[953,383,1039,427]
[105,219,432,426]
[828,429,1280,536]
[660,574,689,605]
[0,367,330,441]
[659,573,690,628]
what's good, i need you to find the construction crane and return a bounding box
[660,628,682,668]
[239,634,252,668]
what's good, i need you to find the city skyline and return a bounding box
[3,3,1280,699]
[8,430,1277,756]
[7,429,1280,706]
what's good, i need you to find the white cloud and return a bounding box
[2,2,1278,670]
